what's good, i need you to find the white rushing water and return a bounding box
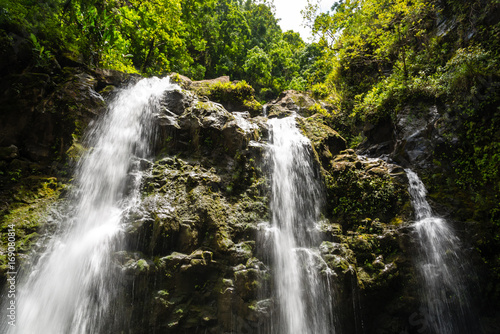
[406,169,476,334]
[263,116,336,334]
[3,77,177,334]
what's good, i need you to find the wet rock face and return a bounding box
[358,101,461,173]
[0,67,126,278]
[137,85,416,333]
[297,115,347,169]
[358,115,395,158]
[119,152,270,333]
[0,69,108,164]
[311,148,414,334]
[100,80,418,333]
[154,87,267,163]
[391,104,445,169]
[111,79,274,333]
[160,89,194,116]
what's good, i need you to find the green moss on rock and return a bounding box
[206,80,262,116]
[297,115,347,169]
[324,152,410,225]
[0,176,64,277]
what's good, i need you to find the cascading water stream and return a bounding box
[2,77,177,334]
[262,116,336,334]
[406,169,478,334]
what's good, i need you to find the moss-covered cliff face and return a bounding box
[112,84,272,332]
[356,93,500,332]
[117,156,270,333]
[292,111,416,333]
[119,85,418,333]
[0,65,496,333]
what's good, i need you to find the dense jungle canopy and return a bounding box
[0,0,498,107]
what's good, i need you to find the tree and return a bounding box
[114,0,188,75]
[243,45,271,88]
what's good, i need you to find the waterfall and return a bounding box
[2,77,177,334]
[406,169,478,334]
[261,116,336,334]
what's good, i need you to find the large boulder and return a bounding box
[266,90,333,118]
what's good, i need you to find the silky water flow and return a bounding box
[1,77,178,334]
[406,169,479,334]
[260,116,336,334]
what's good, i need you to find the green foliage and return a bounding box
[243,46,272,88]
[307,103,329,118]
[208,81,254,102]
[113,0,186,75]
[353,72,408,119]
[311,83,330,99]
[438,46,498,96]
[1,0,312,98]
[288,76,308,91]
[207,80,262,113]
[29,33,53,68]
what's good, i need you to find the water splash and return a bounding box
[406,169,479,334]
[262,116,336,334]
[2,77,177,334]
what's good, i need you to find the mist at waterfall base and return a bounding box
[0,77,178,334]
[259,116,337,334]
[406,169,480,334]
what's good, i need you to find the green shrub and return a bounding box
[207,80,262,114]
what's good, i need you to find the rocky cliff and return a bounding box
[0,64,497,333]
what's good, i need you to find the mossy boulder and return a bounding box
[297,114,347,169]
[176,75,263,117]
[205,81,262,117]
[266,90,332,118]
